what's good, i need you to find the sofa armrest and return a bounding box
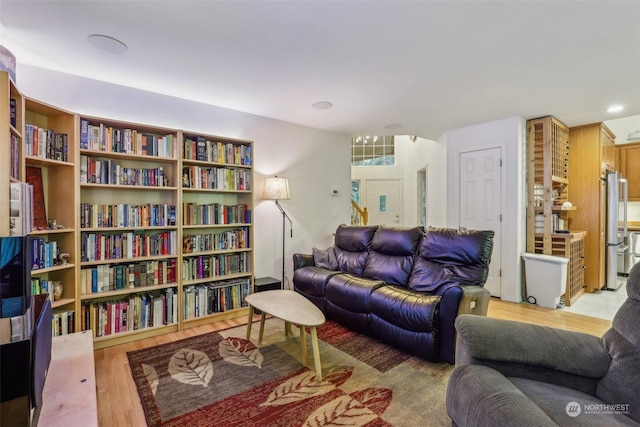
[436,284,490,364]
[455,285,490,316]
[455,314,611,379]
[293,253,314,270]
[446,364,558,427]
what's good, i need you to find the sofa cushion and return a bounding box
[334,224,378,251]
[363,226,423,286]
[446,365,560,427]
[511,377,638,426]
[334,225,378,275]
[370,285,440,332]
[408,228,494,293]
[370,317,439,361]
[293,266,340,298]
[312,246,338,270]
[325,274,385,313]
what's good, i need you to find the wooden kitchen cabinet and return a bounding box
[617,142,640,201]
[568,122,616,292]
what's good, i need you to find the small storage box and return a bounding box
[253,277,281,314]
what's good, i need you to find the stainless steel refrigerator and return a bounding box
[605,171,628,290]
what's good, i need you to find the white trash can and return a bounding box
[522,252,569,309]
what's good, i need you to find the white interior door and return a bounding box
[365,179,402,226]
[459,148,502,297]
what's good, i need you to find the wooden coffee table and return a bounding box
[245,289,326,380]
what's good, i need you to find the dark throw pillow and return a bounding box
[312,246,338,270]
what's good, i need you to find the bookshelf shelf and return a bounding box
[91,323,179,350]
[52,297,75,309]
[31,263,76,275]
[182,306,249,326]
[30,228,74,235]
[183,248,252,256]
[25,155,74,168]
[183,272,253,286]
[80,282,179,300]
[79,254,179,266]
[80,148,179,162]
[80,184,178,191]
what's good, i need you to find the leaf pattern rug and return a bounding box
[127,318,453,426]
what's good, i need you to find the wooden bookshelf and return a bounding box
[77,116,181,348]
[3,76,255,347]
[526,116,586,306]
[24,97,79,335]
[180,130,254,330]
[1,71,23,237]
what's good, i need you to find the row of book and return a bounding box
[183,137,252,165]
[10,133,20,179]
[52,309,75,336]
[80,259,177,294]
[80,155,169,187]
[81,288,178,337]
[80,230,177,262]
[30,236,64,270]
[182,227,250,253]
[24,124,69,162]
[9,181,33,237]
[183,279,250,320]
[182,165,251,191]
[31,278,60,301]
[182,202,251,226]
[80,119,177,158]
[10,98,17,127]
[80,203,177,229]
[182,252,248,281]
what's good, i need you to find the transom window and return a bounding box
[351,135,395,166]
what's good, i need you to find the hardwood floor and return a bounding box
[93,299,613,426]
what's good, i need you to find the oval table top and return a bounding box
[245,289,325,327]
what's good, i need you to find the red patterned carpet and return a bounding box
[127,319,452,426]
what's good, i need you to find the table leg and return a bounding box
[310,326,322,381]
[300,325,308,367]
[285,321,292,336]
[259,312,266,343]
[246,305,254,340]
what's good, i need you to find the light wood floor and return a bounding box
[93,298,613,426]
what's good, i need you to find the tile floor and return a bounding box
[560,276,628,321]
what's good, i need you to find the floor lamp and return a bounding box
[263,176,292,289]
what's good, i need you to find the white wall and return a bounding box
[444,116,527,303]
[351,135,447,228]
[17,64,352,288]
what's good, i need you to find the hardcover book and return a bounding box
[25,166,47,230]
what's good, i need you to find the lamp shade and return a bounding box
[263,176,290,200]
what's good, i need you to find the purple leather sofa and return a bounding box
[293,224,494,364]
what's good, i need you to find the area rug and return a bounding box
[127,318,453,426]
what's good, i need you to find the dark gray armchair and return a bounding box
[446,263,640,426]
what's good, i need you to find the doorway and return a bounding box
[417,167,427,228]
[365,179,402,226]
[459,148,503,297]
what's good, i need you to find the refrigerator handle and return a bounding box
[622,178,628,237]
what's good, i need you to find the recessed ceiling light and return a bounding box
[607,105,624,113]
[311,101,333,110]
[384,123,402,130]
[88,34,128,54]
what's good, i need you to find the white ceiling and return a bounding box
[1,0,639,140]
